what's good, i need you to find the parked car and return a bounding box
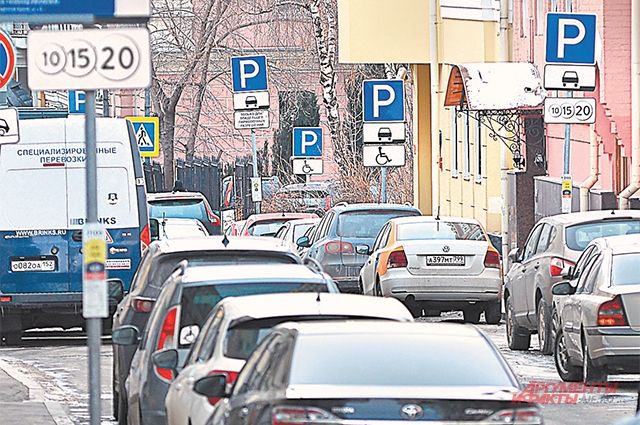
[148,191,221,235]
[163,293,413,425]
[274,182,336,213]
[274,217,320,252]
[225,220,245,237]
[111,237,301,423]
[240,212,318,237]
[359,216,502,323]
[297,203,421,293]
[150,218,208,241]
[112,263,338,425]
[552,235,640,383]
[504,210,640,354]
[202,321,541,425]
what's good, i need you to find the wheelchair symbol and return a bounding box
[376,147,391,166]
[302,160,313,174]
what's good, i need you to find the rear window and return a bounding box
[397,222,485,241]
[178,282,328,347]
[337,210,419,238]
[289,334,513,387]
[611,254,640,286]
[149,199,207,221]
[248,219,291,236]
[565,220,640,251]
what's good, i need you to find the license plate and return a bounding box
[426,255,465,266]
[10,258,56,272]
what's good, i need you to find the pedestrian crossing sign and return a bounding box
[126,116,160,158]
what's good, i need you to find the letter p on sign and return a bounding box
[301,131,317,155]
[239,60,259,89]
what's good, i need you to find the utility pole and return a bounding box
[251,128,261,213]
[499,0,511,270]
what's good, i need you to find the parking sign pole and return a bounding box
[380,167,388,203]
[251,128,261,214]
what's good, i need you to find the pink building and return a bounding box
[513,0,632,198]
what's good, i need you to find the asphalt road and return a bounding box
[0,322,636,425]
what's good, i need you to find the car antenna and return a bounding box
[316,292,321,302]
[611,210,616,215]
[221,233,230,247]
[436,207,441,231]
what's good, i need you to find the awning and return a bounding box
[444,63,544,110]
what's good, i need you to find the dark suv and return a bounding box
[147,191,221,235]
[297,203,421,293]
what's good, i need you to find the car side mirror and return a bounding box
[296,235,311,248]
[561,265,575,279]
[107,278,124,302]
[151,348,179,373]
[149,218,160,241]
[111,325,140,346]
[193,374,228,399]
[508,248,520,263]
[355,245,371,255]
[552,281,576,296]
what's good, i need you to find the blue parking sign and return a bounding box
[363,80,405,123]
[546,13,597,64]
[231,55,268,92]
[68,90,86,114]
[293,127,323,158]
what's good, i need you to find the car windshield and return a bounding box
[289,333,514,387]
[178,282,328,348]
[149,199,207,221]
[611,253,640,286]
[397,221,485,241]
[160,222,207,239]
[338,210,419,238]
[565,219,640,251]
[248,219,291,236]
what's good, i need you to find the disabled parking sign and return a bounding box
[126,116,160,158]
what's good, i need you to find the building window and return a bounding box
[475,113,483,183]
[536,0,545,35]
[565,0,573,12]
[551,0,558,12]
[451,109,458,178]
[463,111,470,180]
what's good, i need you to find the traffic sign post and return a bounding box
[127,116,160,157]
[362,79,406,203]
[292,127,323,179]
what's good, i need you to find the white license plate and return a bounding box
[426,255,465,266]
[11,260,56,272]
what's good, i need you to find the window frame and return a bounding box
[451,108,459,178]
[463,110,471,180]
[522,224,544,262]
[475,112,483,183]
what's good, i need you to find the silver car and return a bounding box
[505,210,640,354]
[552,235,640,383]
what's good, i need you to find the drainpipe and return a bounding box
[619,0,640,209]
[430,0,439,215]
[580,125,599,211]
[499,0,511,270]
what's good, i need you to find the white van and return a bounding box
[0,117,149,343]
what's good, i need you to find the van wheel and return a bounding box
[506,297,531,350]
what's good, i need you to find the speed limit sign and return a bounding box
[27,28,150,90]
[544,97,596,124]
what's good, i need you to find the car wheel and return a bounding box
[0,128,6,136]
[2,332,21,346]
[484,301,502,325]
[537,299,553,355]
[582,338,607,384]
[506,297,531,350]
[118,392,128,425]
[358,280,364,295]
[554,329,581,382]
[113,379,119,420]
[463,306,482,324]
[374,279,382,297]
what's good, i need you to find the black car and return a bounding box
[201,321,542,425]
[111,236,300,424]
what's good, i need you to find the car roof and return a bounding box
[147,191,206,201]
[277,320,481,337]
[218,293,412,322]
[541,210,640,225]
[246,213,318,222]
[390,215,481,225]
[150,236,296,255]
[332,203,421,213]
[286,218,321,226]
[181,263,325,284]
[592,235,640,254]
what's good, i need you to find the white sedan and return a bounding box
[359,215,503,323]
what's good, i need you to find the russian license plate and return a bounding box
[10,258,56,272]
[426,255,465,266]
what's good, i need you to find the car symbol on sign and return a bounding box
[245,95,258,108]
[378,127,392,141]
[0,118,9,136]
[562,71,579,88]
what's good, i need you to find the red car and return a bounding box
[240,213,318,237]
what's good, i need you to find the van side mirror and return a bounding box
[296,235,311,248]
[111,326,140,345]
[508,248,520,263]
[193,374,228,398]
[552,281,576,296]
[149,218,160,241]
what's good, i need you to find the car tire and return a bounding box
[358,280,364,295]
[506,297,531,351]
[554,329,581,382]
[374,279,382,297]
[2,332,21,346]
[484,301,502,325]
[117,392,128,425]
[463,306,482,324]
[113,377,119,420]
[582,339,607,384]
[537,299,553,355]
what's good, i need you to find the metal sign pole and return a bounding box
[84,89,102,425]
[562,91,573,213]
[251,128,261,214]
[380,167,387,203]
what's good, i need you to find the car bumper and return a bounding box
[586,326,640,372]
[380,268,502,303]
[322,264,363,293]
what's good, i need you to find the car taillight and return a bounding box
[155,306,178,380]
[484,248,501,269]
[140,223,151,254]
[205,370,239,406]
[550,257,574,277]
[272,406,339,425]
[597,295,628,326]
[324,241,353,254]
[132,297,155,313]
[488,407,543,424]
[388,249,408,269]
